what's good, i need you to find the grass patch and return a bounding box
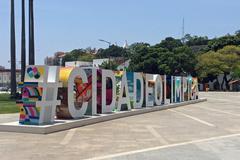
[0,94,19,114]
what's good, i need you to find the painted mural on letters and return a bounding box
[18,66,199,125]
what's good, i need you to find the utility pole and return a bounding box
[29,0,35,65]
[21,0,26,81]
[10,0,16,97]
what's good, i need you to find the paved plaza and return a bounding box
[0,92,240,160]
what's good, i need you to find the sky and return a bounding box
[0,0,240,68]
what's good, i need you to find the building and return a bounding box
[65,58,130,70]
[117,59,130,71]
[0,68,21,88]
[65,59,110,68]
[229,80,240,91]
[44,52,66,66]
[93,59,109,67]
[65,61,93,67]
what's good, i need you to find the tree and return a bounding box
[99,61,118,70]
[127,42,150,56]
[97,45,127,58]
[208,35,240,51]
[155,37,183,51]
[197,52,225,78]
[173,46,197,75]
[62,49,97,65]
[184,34,209,46]
[62,49,85,64]
[197,48,240,90]
[235,30,240,36]
[218,47,240,88]
[128,45,160,74]
[78,53,96,62]
[128,44,196,75]
[10,0,16,98]
[218,45,240,56]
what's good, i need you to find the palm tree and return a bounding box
[29,0,35,65]
[10,0,16,97]
[21,0,26,81]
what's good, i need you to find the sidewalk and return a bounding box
[0,92,239,160]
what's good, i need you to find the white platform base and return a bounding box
[0,98,207,134]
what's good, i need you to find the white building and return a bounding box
[117,59,130,71]
[65,59,109,68]
[0,69,21,88]
[65,61,93,67]
[93,59,109,67]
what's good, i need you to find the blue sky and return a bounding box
[0,0,239,68]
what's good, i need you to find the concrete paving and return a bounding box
[0,92,239,160]
[0,113,18,123]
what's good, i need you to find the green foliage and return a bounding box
[128,45,161,74]
[97,45,127,58]
[184,34,209,46]
[0,94,19,114]
[62,49,96,65]
[197,46,240,79]
[127,43,150,57]
[235,30,240,36]
[196,45,240,90]
[207,35,240,51]
[78,53,96,62]
[99,60,118,70]
[197,51,225,78]
[173,46,197,74]
[128,38,196,75]
[218,45,240,55]
[56,30,240,85]
[232,67,240,78]
[155,37,183,51]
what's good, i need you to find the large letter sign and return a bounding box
[67,67,89,118]
[102,70,116,113]
[154,75,163,106]
[117,72,131,111]
[133,72,144,109]
[19,66,61,125]
[18,65,199,125]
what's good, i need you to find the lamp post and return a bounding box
[10,0,16,97]
[29,0,35,65]
[98,39,111,47]
[21,0,26,82]
[98,39,111,69]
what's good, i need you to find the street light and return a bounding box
[21,0,26,82]
[98,39,111,47]
[29,0,35,65]
[10,0,16,97]
[98,39,112,69]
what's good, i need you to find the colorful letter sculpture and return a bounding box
[18,66,62,125]
[18,65,199,125]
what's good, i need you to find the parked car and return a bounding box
[0,87,9,91]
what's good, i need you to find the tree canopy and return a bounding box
[51,30,240,91]
[97,45,127,58]
[196,46,240,89]
[128,39,196,75]
[62,49,97,65]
